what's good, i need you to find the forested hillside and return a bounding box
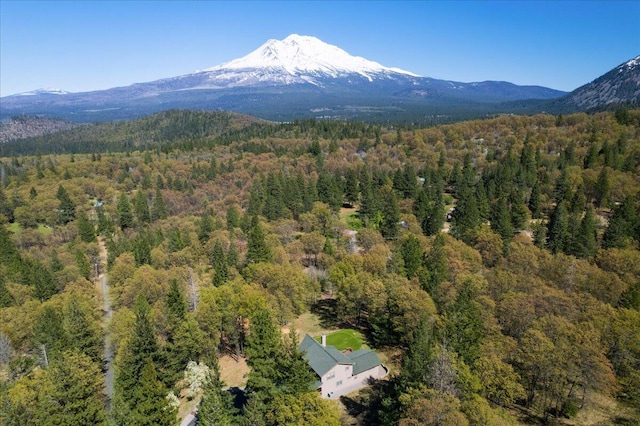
[1,109,639,425]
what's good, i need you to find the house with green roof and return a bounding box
[299,334,388,399]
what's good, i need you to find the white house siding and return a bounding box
[320,363,353,398]
[321,364,387,399]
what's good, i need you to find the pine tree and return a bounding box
[113,296,165,424]
[56,185,76,224]
[573,205,597,258]
[529,181,542,219]
[246,216,272,265]
[166,279,186,321]
[129,360,175,426]
[211,239,228,287]
[380,186,400,240]
[226,205,239,231]
[198,359,237,426]
[401,235,423,279]
[116,193,134,230]
[603,196,637,248]
[48,350,107,425]
[198,212,214,244]
[77,211,96,243]
[133,190,150,224]
[0,186,14,222]
[547,200,569,254]
[151,187,168,221]
[595,167,611,208]
[245,309,281,394]
[421,233,449,301]
[63,293,103,363]
[277,330,316,395]
[490,195,513,242]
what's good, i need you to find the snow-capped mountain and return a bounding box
[194,34,419,86]
[1,34,571,123]
[11,88,70,97]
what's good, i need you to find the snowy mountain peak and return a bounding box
[196,34,420,81]
[621,55,640,71]
[12,88,69,96]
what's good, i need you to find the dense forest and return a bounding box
[1,109,639,425]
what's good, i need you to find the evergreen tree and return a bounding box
[603,196,637,249]
[510,187,529,230]
[490,195,513,242]
[96,205,114,236]
[263,172,286,221]
[77,211,96,243]
[276,330,316,395]
[129,360,175,426]
[547,200,569,254]
[56,185,76,224]
[451,185,480,239]
[573,205,598,258]
[151,187,168,221]
[116,193,134,230]
[246,216,272,265]
[245,308,281,395]
[401,234,423,279]
[48,350,107,426]
[76,250,91,281]
[198,212,214,244]
[595,167,611,208]
[167,316,204,383]
[0,186,14,222]
[584,143,599,169]
[113,296,165,425]
[212,239,229,287]
[421,233,449,301]
[344,168,359,206]
[380,186,400,240]
[34,304,68,362]
[25,258,57,302]
[133,190,150,224]
[63,293,103,363]
[198,359,237,426]
[166,279,186,321]
[529,181,542,219]
[226,205,239,231]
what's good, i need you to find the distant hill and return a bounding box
[0,116,79,143]
[0,110,264,156]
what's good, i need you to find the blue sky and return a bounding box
[1,1,638,97]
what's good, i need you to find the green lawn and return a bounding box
[340,209,362,231]
[7,222,53,236]
[317,329,365,351]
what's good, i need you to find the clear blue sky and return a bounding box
[1,1,638,96]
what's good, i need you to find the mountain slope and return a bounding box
[0,34,567,123]
[552,55,640,111]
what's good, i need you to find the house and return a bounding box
[299,334,387,399]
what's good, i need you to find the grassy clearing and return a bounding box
[218,355,249,388]
[340,207,362,230]
[320,329,365,351]
[7,222,53,236]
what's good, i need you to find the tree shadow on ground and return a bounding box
[311,298,342,328]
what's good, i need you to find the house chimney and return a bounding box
[321,334,327,347]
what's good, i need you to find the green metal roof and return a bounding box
[299,334,352,377]
[299,334,382,378]
[348,349,383,375]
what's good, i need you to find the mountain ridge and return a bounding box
[7,35,635,123]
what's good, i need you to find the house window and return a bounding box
[337,380,343,386]
[327,372,335,380]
